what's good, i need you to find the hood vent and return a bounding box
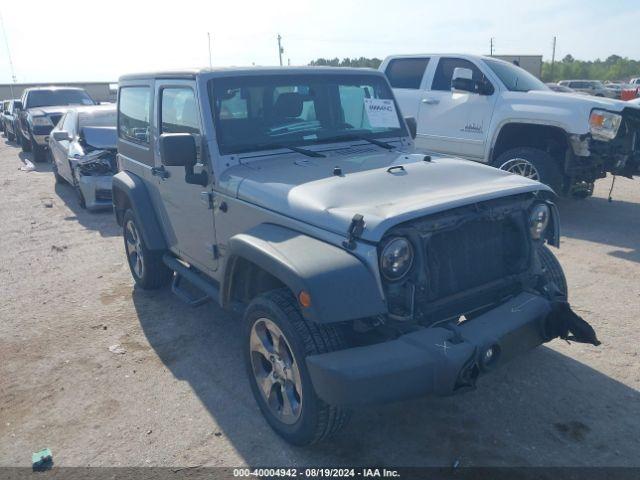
[329,144,378,157]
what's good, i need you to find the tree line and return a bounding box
[308,55,640,82]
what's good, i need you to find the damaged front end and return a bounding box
[306,194,599,406]
[72,149,118,209]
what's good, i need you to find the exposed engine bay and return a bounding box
[73,149,117,176]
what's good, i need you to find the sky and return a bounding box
[1,0,639,83]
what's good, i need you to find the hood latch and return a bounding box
[343,214,365,250]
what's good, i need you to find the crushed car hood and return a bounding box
[27,106,68,116]
[220,150,552,242]
[81,126,117,150]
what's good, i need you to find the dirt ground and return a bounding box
[0,138,639,468]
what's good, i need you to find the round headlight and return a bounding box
[529,204,550,239]
[380,237,414,281]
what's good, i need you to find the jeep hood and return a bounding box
[220,150,552,242]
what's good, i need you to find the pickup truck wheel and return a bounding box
[494,147,563,193]
[7,129,15,142]
[539,245,568,297]
[244,288,351,445]
[19,130,32,152]
[122,209,172,290]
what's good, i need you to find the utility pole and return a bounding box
[277,34,283,66]
[550,36,557,79]
[0,8,17,95]
[490,37,494,56]
[207,32,212,69]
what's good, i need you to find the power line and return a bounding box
[0,8,17,90]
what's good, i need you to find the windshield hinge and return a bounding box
[342,214,365,250]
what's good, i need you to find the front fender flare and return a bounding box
[223,224,387,324]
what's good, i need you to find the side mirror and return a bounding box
[159,133,208,186]
[52,130,71,141]
[452,67,493,96]
[404,117,417,140]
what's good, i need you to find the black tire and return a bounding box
[19,130,32,152]
[538,245,568,297]
[494,147,563,194]
[244,288,351,445]
[7,129,15,142]
[122,209,172,290]
[31,138,47,163]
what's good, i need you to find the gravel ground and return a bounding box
[0,138,639,468]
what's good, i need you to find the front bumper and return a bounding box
[307,292,594,406]
[77,174,114,210]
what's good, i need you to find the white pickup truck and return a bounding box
[380,54,640,196]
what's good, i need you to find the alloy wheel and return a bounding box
[499,158,541,180]
[249,318,303,425]
[124,219,144,278]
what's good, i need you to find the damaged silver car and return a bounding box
[49,105,117,210]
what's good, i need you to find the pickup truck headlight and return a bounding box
[589,109,622,140]
[379,237,414,281]
[529,204,550,240]
[31,116,53,127]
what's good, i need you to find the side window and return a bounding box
[62,112,75,134]
[161,87,200,134]
[431,58,486,91]
[385,58,430,89]
[119,86,151,145]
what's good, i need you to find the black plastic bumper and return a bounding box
[307,292,562,406]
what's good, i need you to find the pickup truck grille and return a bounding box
[424,216,527,300]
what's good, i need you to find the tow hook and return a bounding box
[544,301,601,346]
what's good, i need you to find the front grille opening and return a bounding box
[425,217,528,300]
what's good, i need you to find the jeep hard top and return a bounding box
[113,67,599,445]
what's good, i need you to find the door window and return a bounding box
[161,88,200,135]
[118,86,151,145]
[385,58,430,89]
[431,58,487,91]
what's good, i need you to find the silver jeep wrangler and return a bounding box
[113,67,599,446]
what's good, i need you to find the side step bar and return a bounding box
[163,254,220,307]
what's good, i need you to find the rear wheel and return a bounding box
[494,147,563,194]
[6,129,15,142]
[538,245,568,297]
[122,209,172,289]
[244,288,351,445]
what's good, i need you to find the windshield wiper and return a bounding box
[326,134,395,150]
[275,144,326,158]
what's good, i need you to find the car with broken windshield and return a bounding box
[113,67,599,446]
[49,105,117,210]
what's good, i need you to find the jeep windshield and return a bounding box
[27,89,95,109]
[209,73,407,155]
[483,59,548,93]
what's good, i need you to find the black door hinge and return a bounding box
[343,214,365,250]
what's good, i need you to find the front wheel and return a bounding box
[122,209,172,289]
[19,130,32,152]
[494,147,563,194]
[538,245,568,298]
[244,288,351,445]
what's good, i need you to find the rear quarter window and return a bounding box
[118,86,151,145]
[385,58,430,89]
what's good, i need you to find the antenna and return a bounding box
[207,32,212,69]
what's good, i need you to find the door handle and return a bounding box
[151,165,170,179]
[421,97,439,105]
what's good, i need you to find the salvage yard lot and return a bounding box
[0,139,639,467]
